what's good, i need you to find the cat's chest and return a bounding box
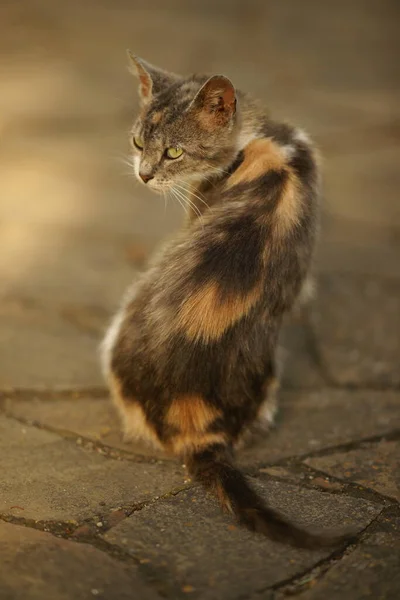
[195,182,226,214]
[204,185,224,208]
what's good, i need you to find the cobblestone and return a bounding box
[104,483,380,600]
[305,441,400,502]
[311,274,400,387]
[0,415,185,521]
[289,508,400,600]
[0,522,160,600]
[239,390,400,466]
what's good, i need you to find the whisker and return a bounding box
[178,181,210,204]
[175,180,210,205]
[170,188,189,217]
[199,174,217,186]
[205,164,233,177]
[172,187,204,228]
[173,187,198,216]
[174,187,203,219]
[111,154,139,179]
[114,155,135,169]
[174,182,210,210]
[162,190,168,215]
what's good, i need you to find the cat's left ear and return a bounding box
[127,52,180,104]
[190,75,237,127]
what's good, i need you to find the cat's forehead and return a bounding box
[138,78,207,136]
[152,78,204,112]
[140,104,198,145]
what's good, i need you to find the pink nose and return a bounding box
[139,172,154,184]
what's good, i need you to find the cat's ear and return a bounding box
[190,75,237,127]
[127,52,179,103]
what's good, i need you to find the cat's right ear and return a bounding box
[189,75,237,128]
[127,52,179,104]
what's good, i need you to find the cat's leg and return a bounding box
[235,369,280,449]
[256,375,280,430]
[100,306,126,381]
[108,370,164,450]
[291,275,316,319]
[100,281,140,379]
[298,275,315,307]
[100,284,163,450]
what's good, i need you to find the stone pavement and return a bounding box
[1,0,399,598]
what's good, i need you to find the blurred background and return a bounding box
[1,0,399,389]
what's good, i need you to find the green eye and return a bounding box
[166,147,183,159]
[133,136,144,150]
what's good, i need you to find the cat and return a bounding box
[101,53,351,548]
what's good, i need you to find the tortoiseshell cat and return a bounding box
[101,54,350,548]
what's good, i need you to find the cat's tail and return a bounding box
[186,444,354,549]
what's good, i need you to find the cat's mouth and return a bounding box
[142,179,172,193]
[144,180,203,215]
[135,174,165,192]
[136,175,192,197]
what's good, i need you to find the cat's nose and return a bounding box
[139,172,154,184]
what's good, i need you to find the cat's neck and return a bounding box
[236,91,265,152]
[184,93,267,224]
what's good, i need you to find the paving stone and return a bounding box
[305,441,400,502]
[0,218,137,309]
[258,467,346,493]
[104,481,380,600]
[0,415,185,521]
[324,147,400,230]
[0,295,103,389]
[238,389,400,467]
[291,508,400,600]
[316,216,400,279]
[316,239,400,280]
[0,521,159,600]
[311,274,400,387]
[4,396,167,459]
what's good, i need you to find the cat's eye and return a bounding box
[133,136,144,150]
[166,147,183,159]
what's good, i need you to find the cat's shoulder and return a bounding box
[226,119,317,192]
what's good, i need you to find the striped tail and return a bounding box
[186,444,354,549]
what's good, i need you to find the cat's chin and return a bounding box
[134,177,166,194]
[147,183,182,195]
[150,185,171,194]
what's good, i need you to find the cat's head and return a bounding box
[127,53,240,192]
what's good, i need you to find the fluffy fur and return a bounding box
[101,54,351,548]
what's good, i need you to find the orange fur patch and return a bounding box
[166,395,224,454]
[226,138,287,188]
[226,138,301,235]
[166,395,221,434]
[109,373,163,449]
[178,282,262,342]
[273,172,301,235]
[170,432,227,455]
